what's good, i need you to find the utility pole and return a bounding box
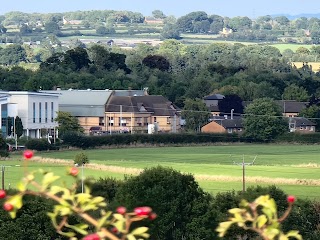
[1,166,5,190]
[120,105,122,133]
[242,155,245,193]
[81,163,84,193]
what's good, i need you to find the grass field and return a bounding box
[270,44,313,53]
[3,144,320,200]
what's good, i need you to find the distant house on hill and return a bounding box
[63,17,83,25]
[144,17,164,24]
[219,27,233,36]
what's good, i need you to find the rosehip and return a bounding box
[0,190,6,199]
[23,150,34,160]
[111,227,118,234]
[149,212,157,220]
[3,202,13,211]
[134,206,152,216]
[69,167,79,176]
[287,195,296,203]
[116,206,126,215]
[83,233,100,240]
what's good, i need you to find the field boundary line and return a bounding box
[31,157,320,186]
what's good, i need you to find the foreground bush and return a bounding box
[112,166,219,239]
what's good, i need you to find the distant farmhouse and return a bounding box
[63,17,83,25]
[144,17,164,25]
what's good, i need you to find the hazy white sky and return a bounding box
[1,0,320,18]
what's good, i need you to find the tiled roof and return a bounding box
[106,95,178,116]
[203,94,225,100]
[214,118,243,128]
[290,117,316,126]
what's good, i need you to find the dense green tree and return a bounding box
[44,21,60,34]
[15,116,23,138]
[0,44,26,65]
[142,55,170,71]
[283,84,309,101]
[243,98,288,141]
[95,26,107,35]
[55,111,84,137]
[218,94,244,116]
[152,10,166,19]
[19,24,32,34]
[182,98,211,131]
[0,193,60,240]
[113,166,217,240]
[160,23,180,39]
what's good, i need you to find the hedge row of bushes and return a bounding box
[24,132,320,151]
[61,133,259,149]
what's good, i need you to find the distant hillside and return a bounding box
[271,13,320,20]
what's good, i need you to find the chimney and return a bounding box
[143,87,149,96]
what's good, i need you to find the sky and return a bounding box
[1,0,320,18]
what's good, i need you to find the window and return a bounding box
[33,102,36,123]
[227,128,233,133]
[39,102,42,123]
[136,117,142,127]
[144,117,148,126]
[51,102,54,122]
[99,117,104,126]
[167,117,171,124]
[153,117,157,122]
[119,118,127,126]
[45,102,48,123]
[108,117,114,126]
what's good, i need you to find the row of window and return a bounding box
[106,117,171,127]
[32,102,54,123]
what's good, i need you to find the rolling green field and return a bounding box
[3,144,320,199]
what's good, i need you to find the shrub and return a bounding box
[25,139,53,151]
[112,166,218,239]
[74,152,89,165]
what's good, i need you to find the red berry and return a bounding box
[23,150,34,160]
[116,206,126,215]
[149,212,157,220]
[83,233,100,240]
[69,167,79,176]
[134,206,152,216]
[0,190,6,199]
[111,227,118,233]
[3,202,13,211]
[287,195,296,203]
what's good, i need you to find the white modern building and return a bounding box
[0,91,59,139]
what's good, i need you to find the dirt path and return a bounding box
[31,157,320,186]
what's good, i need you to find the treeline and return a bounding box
[0,167,319,239]
[1,42,320,107]
[2,10,320,42]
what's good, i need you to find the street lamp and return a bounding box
[74,162,85,193]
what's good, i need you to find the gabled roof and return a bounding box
[106,95,178,116]
[290,117,316,126]
[275,101,308,113]
[204,94,225,100]
[43,90,112,106]
[214,118,243,128]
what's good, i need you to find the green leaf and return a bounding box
[57,231,76,237]
[284,230,302,240]
[42,172,60,189]
[256,215,268,228]
[65,223,89,235]
[97,212,112,229]
[16,181,26,192]
[131,227,148,236]
[127,234,136,240]
[113,213,125,221]
[216,221,234,237]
